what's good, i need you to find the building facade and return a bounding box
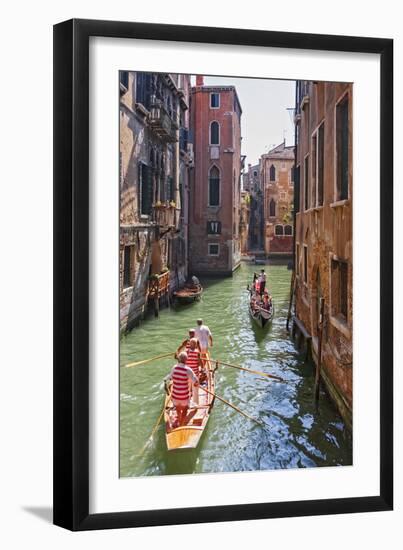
[239,190,250,254]
[243,163,264,252]
[261,142,295,258]
[189,77,243,276]
[119,71,193,332]
[293,80,353,428]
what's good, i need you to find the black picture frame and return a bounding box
[53,18,393,531]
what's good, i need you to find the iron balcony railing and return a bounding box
[149,96,179,142]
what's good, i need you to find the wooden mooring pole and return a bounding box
[286,271,296,332]
[314,297,325,406]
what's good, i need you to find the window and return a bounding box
[331,259,349,320]
[207,221,221,234]
[317,123,324,205]
[253,170,258,177]
[208,166,220,206]
[136,72,152,110]
[304,155,309,211]
[303,245,308,284]
[294,165,300,214]
[290,166,295,184]
[269,199,276,217]
[312,122,325,207]
[167,175,174,202]
[210,121,220,145]
[336,95,349,200]
[284,225,293,236]
[123,246,133,288]
[208,243,220,256]
[120,71,129,91]
[139,163,153,216]
[311,134,317,207]
[269,164,276,182]
[210,93,220,108]
[275,225,284,236]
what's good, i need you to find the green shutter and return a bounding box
[139,163,153,216]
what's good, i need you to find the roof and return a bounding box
[191,85,242,115]
[261,141,295,160]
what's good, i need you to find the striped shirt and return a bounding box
[169,363,197,401]
[186,348,200,377]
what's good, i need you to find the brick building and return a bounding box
[243,163,264,252]
[119,72,193,332]
[261,142,295,258]
[189,76,243,276]
[239,190,250,254]
[293,80,353,428]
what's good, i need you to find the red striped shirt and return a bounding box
[186,348,200,377]
[171,364,191,400]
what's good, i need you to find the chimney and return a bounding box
[196,75,204,86]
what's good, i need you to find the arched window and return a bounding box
[210,121,220,145]
[269,164,276,182]
[269,199,276,217]
[275,224,284,236]
[208,166,220,206]
[284,224,293,236]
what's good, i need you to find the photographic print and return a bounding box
[119,71,353,477]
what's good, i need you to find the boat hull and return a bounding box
[249,302,274,329]
[173,285,203,304]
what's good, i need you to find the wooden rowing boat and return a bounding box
[164,352,215,451]
[249,297,274,329]
[173,284,203,304]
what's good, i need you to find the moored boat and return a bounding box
[173,284,203,304]
[164,352,215,451]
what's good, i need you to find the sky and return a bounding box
[197,76,296,168]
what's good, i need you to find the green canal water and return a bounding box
[120,263,352,477]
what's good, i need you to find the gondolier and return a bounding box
[195,318,213,365]
[186,338,202,405]
[165,351,198,427]
[176,328,200,357]
[259,269,267,296]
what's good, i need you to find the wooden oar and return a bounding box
[204,356,285,382]
[124,351,175,369]
[198,385,267,431]
[139,389,171,456]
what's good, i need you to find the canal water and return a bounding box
[120,263,352,477]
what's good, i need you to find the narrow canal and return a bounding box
[120,263,352,477]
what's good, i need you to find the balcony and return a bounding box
[149,96,178,143]
[152,203,180,231]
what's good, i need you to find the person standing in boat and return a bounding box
[185,338,202,405]
[252,272,258,291]
[176,328,200,358]
[166,351,198,427]
[195,318,213,366]
[191,275,200,288]
[259,269,267,296]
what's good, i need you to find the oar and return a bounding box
[139,389,171,456]
[124,351,175,369]
[204,356,285,382]
[198,385,267,431]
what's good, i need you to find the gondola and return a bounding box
[164,351,215,451]
[249,295,274,329]
[173,283,203,304]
